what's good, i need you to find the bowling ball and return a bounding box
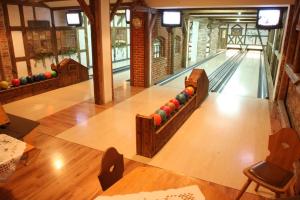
[33,74,40,82]
[44,72,52,79]
[170,99,180,109]
[11,78,20,87]
[176,93,187,105]
[185,86,195,96]
[152,113,162,127]
[165,102,176,113]
[160,105,171,117]
[155,109,167,122]
[181,90,189,99]
[26,76,34,83]
[39,73,46,80]
[0,81,9,90]
[51,70,57,77]
[20,77,27,85]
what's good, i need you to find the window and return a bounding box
[153,38,164,58]
[175,36,181,53]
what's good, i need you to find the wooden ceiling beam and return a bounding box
[77,0,94,24]
[110,0,123,21]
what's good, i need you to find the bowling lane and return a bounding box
[162,50,239,89]
[221,51,261,98]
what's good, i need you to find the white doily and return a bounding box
[95,185,205,200]
[0,134,26,182]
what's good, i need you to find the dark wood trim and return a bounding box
[110,2,132,9]
[3,3,18,78]
[77,0,94,24]
[50,9,59,64]
[19,4,32,75]
[15,57,27,62]
[110,0,123,21]
[33,6,36,20]
[51,6,81,11]
[4,0,48,8]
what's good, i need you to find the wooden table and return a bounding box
[101,166,265,200]
[103,166,203,195]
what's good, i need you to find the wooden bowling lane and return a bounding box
[221,51,261,98]
[57,89,271,195]
[3,70,131,121]
[162,50,239,89]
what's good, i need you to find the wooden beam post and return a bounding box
[77,0,94,24]
[110,0,123,21]
[90,0,113,104]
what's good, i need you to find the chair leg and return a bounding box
[254,183,260,192]
[236,179,252,200]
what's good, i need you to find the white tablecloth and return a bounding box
[0,134,26,181]
[95,185,205,200]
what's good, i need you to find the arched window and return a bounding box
[153,37,164,58]
[175,36,181,54]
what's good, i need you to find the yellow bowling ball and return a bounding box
[0,81,9,90]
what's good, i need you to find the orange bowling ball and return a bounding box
[152,114,162,126]
[185,86,195,96]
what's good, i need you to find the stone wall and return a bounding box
[209,20,220,54]
[196,19,209,61]
[0,3,13,81]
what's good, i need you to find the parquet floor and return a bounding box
[0,85,268,200]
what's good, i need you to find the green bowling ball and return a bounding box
[39,73,46,80]
[51,70,57,77]
[155,109,167,122]
[20,77,27,85]
[176,93,187,105]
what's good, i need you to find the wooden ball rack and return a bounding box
[136,69,209,158]
[0,59,89,104]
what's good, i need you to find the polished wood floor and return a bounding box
[0,85,268,200]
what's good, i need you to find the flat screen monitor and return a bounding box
[256,8,283,29]
[66,11,82,27]
[162,11,182,27]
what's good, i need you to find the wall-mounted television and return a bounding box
[256,8,283,29]
[66,11,82,27]
[162,10,182,27]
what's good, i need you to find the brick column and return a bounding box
[130,10,151,87]
[0,3,13,81]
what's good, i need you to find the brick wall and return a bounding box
[285,82,300,133]
[131,11,146,87]
[173,27,183,72]
[151,14,184,84]
[0,3,13,81]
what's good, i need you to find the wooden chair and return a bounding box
[98,147,124,191]
[236,128,300,199]
[0,104,9,126]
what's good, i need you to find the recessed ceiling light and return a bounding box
[237,19,240,22]
[238,12,242,15]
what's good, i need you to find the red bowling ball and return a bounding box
[160,105,171,117]
[11,78,20,87]
[44,72,52,79]
[169,99,180,110]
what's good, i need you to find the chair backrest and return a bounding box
[266,128,300,171]
[0,104,9,126]
[98,147,124,191]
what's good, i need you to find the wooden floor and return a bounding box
[0,84,268,200]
